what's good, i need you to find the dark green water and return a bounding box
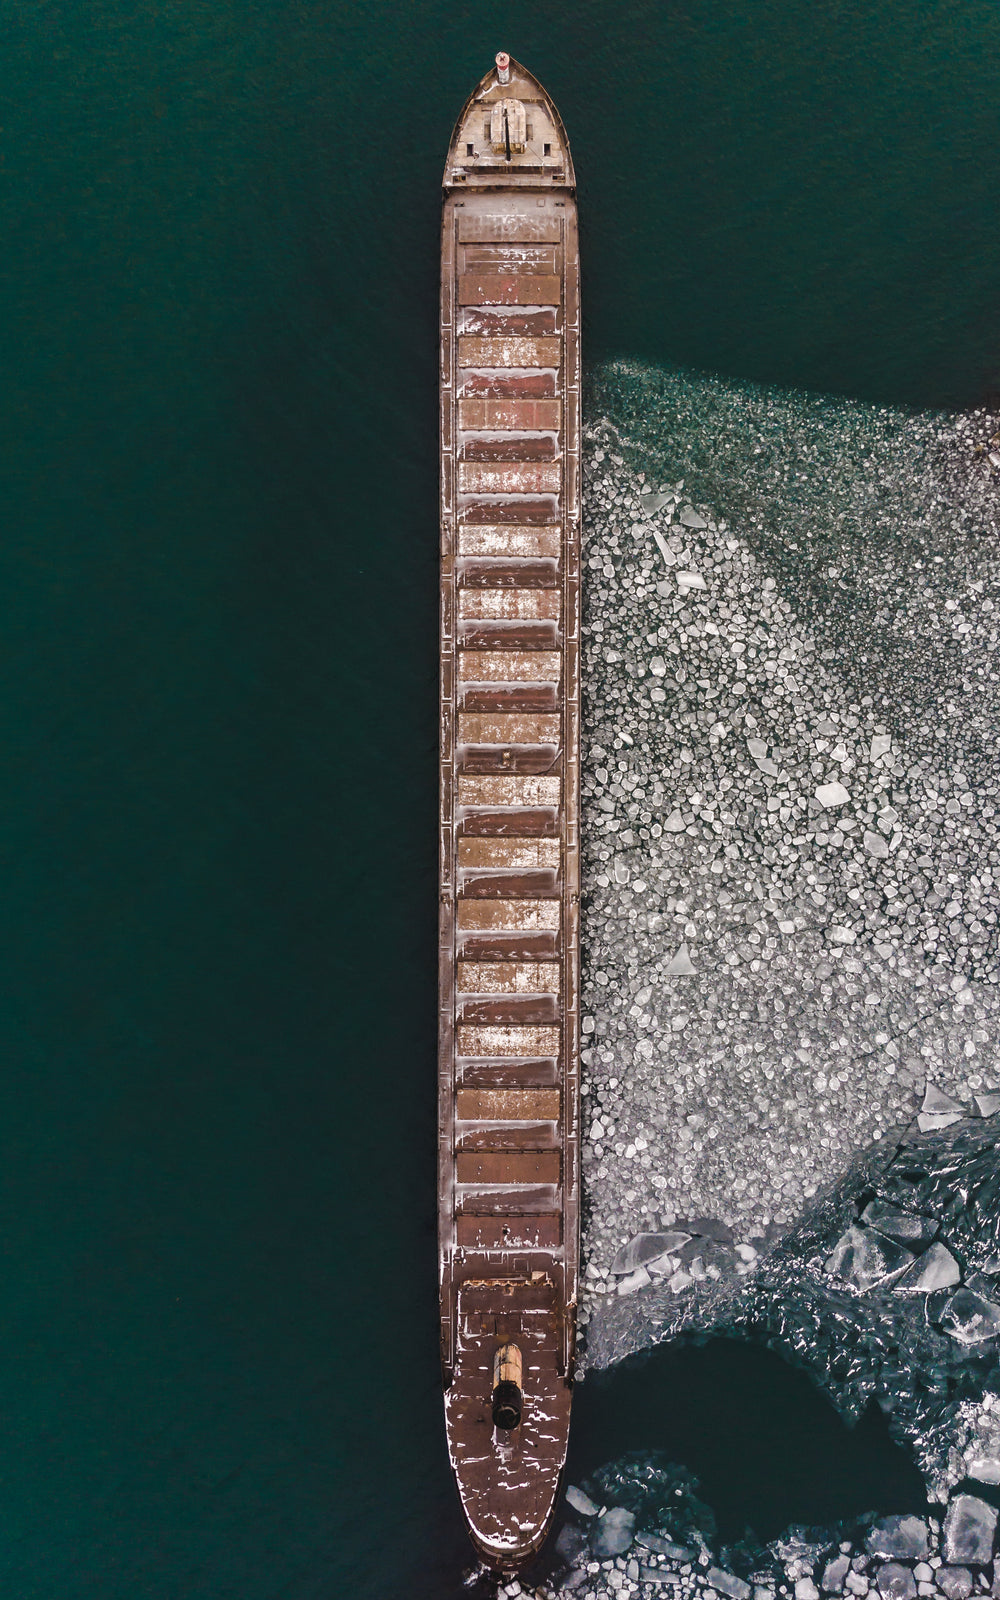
[3,2,1000,1594]
[564,1340,927,1543]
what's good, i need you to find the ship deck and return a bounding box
[439,57,581,1570]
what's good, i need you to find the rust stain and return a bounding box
[462,436,556,462]
[459,686,559,714]
[459,806,558,838]
[457,335,561,368]
[458,650,561,683]
[458,274,561,307]
[457,712,560,743]
[457,1024,561,1058]
[454,1216,561,1250]
[456,1150,561,1185]
[457,1123,560,1152]
[457,214,562,243]
[458,461,561,495]
[457,526,560,558]
[457,775,561,806]
[456,1088,561,1121]
[458,560,559,588]
[460,869,559,899]
[460,244,558,272]
[458,1049,560,1085]
[458,838,560,869]
[458,589,561,621]
[459,499,558,526]
[458,308,558,338]
[458,398,561,430]
[458,749,559,776]
[456,960,561,994]
[458,622,559,652]
[459,369,557,399]
[455,900,562,932]
[459,994,560,1025]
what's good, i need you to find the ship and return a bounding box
[438,53,581,1569]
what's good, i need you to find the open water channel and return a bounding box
[4,1,1000,1595]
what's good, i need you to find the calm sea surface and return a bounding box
[2,2,999,1594]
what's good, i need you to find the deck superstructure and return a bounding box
[439,54,581,1568]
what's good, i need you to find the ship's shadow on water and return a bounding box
[565,1336,927,1544]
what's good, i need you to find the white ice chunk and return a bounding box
[893,1241,961,1294]
[645,1252,680,1278]
[652,528,676,566]
[865,1516,930,1560]
[825,1224,914,1291]
[861,1200,938,1246]
[936,1568,973,1600]
[875,1564,916,1600]
[616,1266,651,1295]
[942,1495,998,1564]
[941,1291,1000,1346]
[707,1570,751,1600]
[592,1506,636,1558]
[823,1555,852,1591]
[611,1230,692,1274]
[968,1454,1000,1487]
[639,490,672,515]
[917,1111,963,1133]
[679,506,707,529]
[665,941,696,975]
[565,1484,600,1516]
[922,1084,966,1115]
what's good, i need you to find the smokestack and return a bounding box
[492,1343,523,1431]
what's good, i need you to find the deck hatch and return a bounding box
[456,1150,561,1186]
[458,335,561,367]
[458,275,561,307]
[457,214,562,243]
[456,900,562,933]
[456,1089,560,1121]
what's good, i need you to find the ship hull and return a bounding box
[439,58,581,1569]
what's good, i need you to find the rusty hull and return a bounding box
[439,55,580,1570]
